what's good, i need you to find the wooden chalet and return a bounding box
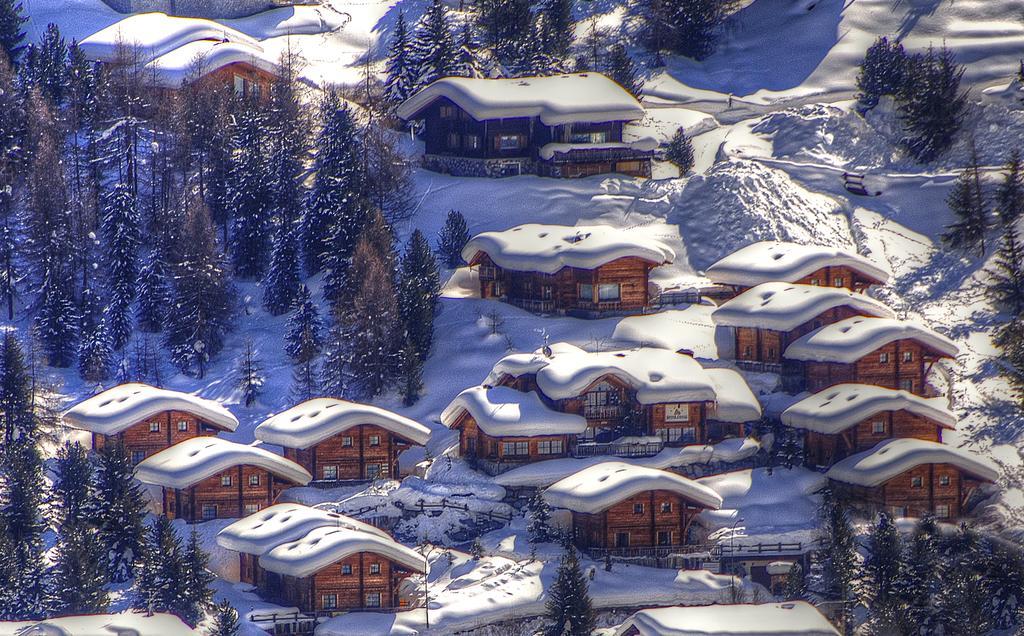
[134,437,312,522]
[254,398,431,483]
[711,282,894,370]
[825,438,998,519]
[705,241,891,298]
[783,317,960,395]
[217,504,424,615]
[782,384,956,467]
[543,462,722,555]
[396,73,656,178]
[62,383,239,465]
[614,602,839,636]
[79,13,278,97]
[462,223,675,316]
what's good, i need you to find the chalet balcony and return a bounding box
[587,544,713,560]
[507,297,555,314]
[572,438,663,458]
[575,300,623,313]
[735,360,783,375]
[582,404,625,420]
[478,265,498,280]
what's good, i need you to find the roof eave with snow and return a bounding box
[781,384,956,434]
[825,439,998,487]
[543,462,723,513]
[255,398,431,450]
[62,383,238,435]
[705,241,891,288]
[134,438,312,489]
[258,526,426,578]
[784,318,960,363]
[711,282,894,332]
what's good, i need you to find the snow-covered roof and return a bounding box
[614,602,840,636]
[396,73,645,126]
[255,398,431,450]
[826,438,998,487]
[134,437,312,489]
[259,524,426,578]
[705,241,891,288]
[79,12,260,65]
[543,462,722,513]
[63,382,238,435]
[711,282,894,332]
[13,612,196,636]
[706,368,763,423]
[784,317,959,363]
[538,138,658,160]
[781,384,956,434]
[488,343,719,405]
[145,39,279,88]
[462,223,675,274]
[217,503,389,556]
[441,385,587,437]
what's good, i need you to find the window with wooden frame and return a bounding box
[439,104,455,119]
[833,277,845,288]
[872,420,886,434]
[369,435,381,446]
[657,530,672,546]
[879,352,890,363]
[537,439,563,455]
[323,465,338,480]
[370,563,381,574]
[501,441,529,456]
[578,282,594,300]
[342,436,353,447]
[934,504,950,518]
[902,350,913,362]
[365,592,382,608]
[177,420,189,432]
[341,564,353,575]
[660,501,672,513]
[911,475,923,487]
[149,421,161,432]
[938,474,951,486]
[244,503,260,515]
[202,504,218,520]
[497,134,522,151]
[221,474,233,487]
[248,474,260,487]
[322,594,338,609]
[597,283,620,302]
[447,132,460,148]
[633,503,644,514]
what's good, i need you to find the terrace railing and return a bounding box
[572,439,663,458]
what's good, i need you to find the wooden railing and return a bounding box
[735,360,783,374]
[648,290,702,308]
[576,300,623,312]
[582,404,625,419]
[587,544,714,560]
[717,541,810,557]
[507,297,555,314]
[572,439,663,458]
[478,265,498,280]
[393,498,512,524]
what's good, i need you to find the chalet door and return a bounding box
[616,532,630,548]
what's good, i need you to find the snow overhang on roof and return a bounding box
[134,437,312,489]
[255,398,431,450]
[784,317,959,363]
[543,461,723,513]
[217,503,389,556]
[145,39,279,88]
[706,368,762,423]
[441,385,587,437]
[705,240,891,288]
[63,382,238,435]
[614,602,840,636]
[396,73,645,126]
[258,525,426,578]
[79,12,261,65]
[825,438,998,487]
[781,383,956,434]
[711,282,894,332]
[461,223,675,274]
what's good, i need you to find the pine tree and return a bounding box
[411,0,459,89]
[641,0,728,61]
[179,526,214,626]
[782,563,806,601]
[102,182,140,349]
[0,0,26,64]
[856,36,909,108]
[815,488,856,629]
[208,599,240,636]
[302,96,364,276]
[894,514,941,632]
[24,23,68,106]
[605,44,642,98]
[77,284,113,383]
[136,249,171,333]
[261,145,304,315]
[399,230,440,360]
[437,210,470,268]
[544,547,595,636]
[936,524,991,636]
[0,51,20,323]
[983,541,1024,630]
[164,194,234,378]
[898,46,969,163]
[990,224,1024,314]
[53,441,94,531]
[236,338,264,407]
[46,521,108,616]
[399,341,423,407]
[538,0,574,58]
[666,127,695,174]
[134,515,182,615]
[0,330,35,444]
[384,12,416,107]
[0,436,47,619]
[452,22,483,79]
[997,150,1024,227]
[527,493,552,544]
[285,283,322,362]
[861,513,905,631]
[228,105,274,279]
[942,148,990,256]
[93,441,147,582]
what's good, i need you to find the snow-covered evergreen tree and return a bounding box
[302,95,364,276]
[0,0,26,64]
[452,22,483,79]
[538,0,574,58]
[527,493,552,544]
[990,224,1024,314]
[997,150,1024,227]
[545,546,595,636]
[898,46,969,163]
[77,284,112,383]
[0,436,47,619]
[437,210,470,269]
[641,0,727,61]
[46,521,108,616]
[179,526,214,626]
[943,149,991,256]
[856,36,909,108]
[208,599,240,636]
[399,230,440,360]
[136,250,170,334]
[411,0,459,89]
[936,524,991,635]
[164,194,233,378]
[133,515,182,615]
[399,341,423,406]
[0,52,20,323]
[23,23,68,106]
[0,330,35,444]
[983,540,1024,630]
[666,127,695,173]
[93,441,147,582]
[605,44,642,98]
[894,514,941,632]
[384,12,416,106]
[861,513,904,631]
[236,338,264,407]
[228,106,274,279]
[53,441,94,531]
[285,284,322,401]
[102,182,140,350]
[321,195,375,306]
[815,488,856,621]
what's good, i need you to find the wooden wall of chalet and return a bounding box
[453,411,572,475]
[570,490,708,551]
[725,265,881,297]
[92,409,223,463]
[282,424,415,482]
[264,553,414,613]
[831,463,987,520]
[475,253,655,314]
[734,305,867,365]
[803,410,945,467]
[162,466,294,522]
[800,339,939,395]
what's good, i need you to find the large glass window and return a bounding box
[598,283,620,301]
[202,504,218,520]
[570,130,609,144]
[365,592,382,608]
[538,439,563,455]
[502,441,529,456]
[323,465,338,480]
[498,134,522,150]
[578,283,593,300]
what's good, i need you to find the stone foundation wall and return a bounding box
[422,154,537,178]
[100,0,309,19]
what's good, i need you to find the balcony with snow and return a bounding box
[396,73,656,178]
[462,223,676,317]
